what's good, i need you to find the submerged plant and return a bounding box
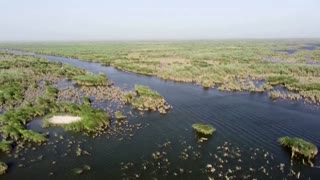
[72,168,83,175]
[83,165,91,171]
[115,111,126,120]
[192,123,216,135]
[278,136,318,160]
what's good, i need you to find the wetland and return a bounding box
[0,40,320,179]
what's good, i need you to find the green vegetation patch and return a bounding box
[192,123,216,135]
[278,136,318,159]
[135,85,162,98]
[267,76,299,86]
[73,73,108,86]
[0,103,48,143]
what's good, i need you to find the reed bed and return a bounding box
[2,40,320,104]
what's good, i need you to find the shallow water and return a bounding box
[1,50,320,179]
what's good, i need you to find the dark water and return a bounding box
[276,49,298,54]
[1,50,320,179]
[275,43,320,55]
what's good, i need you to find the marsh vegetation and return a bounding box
[2,40,320,105]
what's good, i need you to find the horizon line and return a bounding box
[1,37,320,43]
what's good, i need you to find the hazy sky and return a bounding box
[0,0,319,41]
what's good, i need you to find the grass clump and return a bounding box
[73,73,108,86]
[192,123,216,135]
[122,92,136,104]
[278,136,318,160]
[0,162,8,175]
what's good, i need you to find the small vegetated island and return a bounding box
[0,52,171,175]
[123,85,172,114]
[279,136,318,163]
[192,123,216,136]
